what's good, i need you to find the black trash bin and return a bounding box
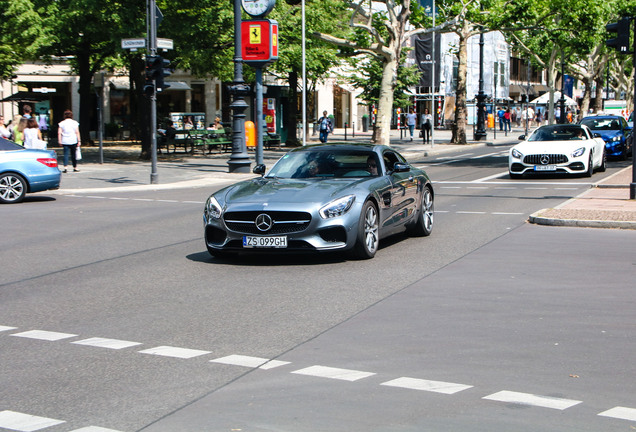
[362,115,369,132]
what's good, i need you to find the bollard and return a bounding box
[352,121,355,137]
[344,122,347,141]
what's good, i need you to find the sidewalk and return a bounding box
[52,125,636,230]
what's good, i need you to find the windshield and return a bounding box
[580,118,622,130]
[528,126,588,142]
[266,149,381,179]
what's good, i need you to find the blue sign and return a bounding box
[418,0,437,17]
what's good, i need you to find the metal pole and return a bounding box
[228,0,251,172]
[301,0,307,145]
[493,59,497,139]
[255,67,264,166]
[559,49,566,124]
[431,0,435,147]
[525,58,530,137]
[474,22,487,140]
[148,0,158,184]
[98,73,104,164]
[631,16,635,199]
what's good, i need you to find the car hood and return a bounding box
[512,140,589,154]
[592,130,622,141]
[216,177,372,206]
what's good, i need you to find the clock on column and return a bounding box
[241,0,276,18]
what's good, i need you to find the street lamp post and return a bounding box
[473,29,487,141]
[228,0,252,173]
[559,49,566,124]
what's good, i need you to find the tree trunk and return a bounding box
[594,76,604,113]
[373,55,398,146]
[285,70,300,147]
[452,30,468,144]
[579,76,592,120]
[546,49,558,125]
[77,51,93,145]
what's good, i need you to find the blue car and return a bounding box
[0,137,61,203]
[579,115,633,160]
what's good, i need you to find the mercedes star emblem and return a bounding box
[255,213,273,232]
[540,155,550,165]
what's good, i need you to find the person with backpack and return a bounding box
[318,110,333,143]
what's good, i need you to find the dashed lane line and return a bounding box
[11,330,78,342]
[483,390,582,410]
[598,406,636,422]
[72,337,142,350]
[0,410,65,431]
[210,354,291,370]
[138,346,211,359]
[381,377,473,395]
[291,365,376,382]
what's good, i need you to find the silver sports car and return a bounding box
[203,143,434,259]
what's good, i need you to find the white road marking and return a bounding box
[472,171,509,182]
[483,390,582,410]
[11,330,77,341]
[598,406,636,422]
[456,211,487,214]
[210,354,290,370]
[0,410,65,431]
[381,377,473,394]
[70,427,124,432]
[72,337,142,350]
[138,346,211,359]
[439,186,461,189]
[491,212,524,215]
[0,325,17,332]
[524,187,549,190]
[291,365,376,382]
[108,197,129,200]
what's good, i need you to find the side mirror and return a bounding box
[253,164,266,176]
[518,135,526,140]
[593,133,602,138]
[392,163,411,173]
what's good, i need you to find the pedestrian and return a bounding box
[421,108,433,143]
[0,115,10,139]
[504,108,511,132]
[23,118,44,149]
[497,106,505,131]
[406,108,417,141]
[22,104,33,119]
[58,109,81,173]
[318,110,333,143]
[515,107,522,127]
[535,109,543,126]
[10,116,27,145]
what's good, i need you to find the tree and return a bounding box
[314,0,433,145]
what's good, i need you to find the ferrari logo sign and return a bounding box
[241,19,279,65]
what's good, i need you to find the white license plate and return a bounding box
[243,236,288,248]
[534,165,556,171]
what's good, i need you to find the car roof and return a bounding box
[289,143,388,153]
[536,124,587,131]
[581,115,623,120]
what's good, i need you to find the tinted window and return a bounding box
[267,149,379,179]
[0,137,24,151]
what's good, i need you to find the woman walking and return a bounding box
[22,118,43,149]
[58,110,81,173]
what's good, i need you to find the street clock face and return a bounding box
[242,0,275,17]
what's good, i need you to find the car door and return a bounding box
[381,150,418,230]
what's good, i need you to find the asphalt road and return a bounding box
[1,147,634,432]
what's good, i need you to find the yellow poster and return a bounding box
[249,25,261,44]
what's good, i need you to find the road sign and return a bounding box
[157,38,174,50]
[121,38,146,50]
[241,19,279,65]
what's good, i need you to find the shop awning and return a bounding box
[0,91,49,103]
[533,84,550,92]
[108,79,191,91]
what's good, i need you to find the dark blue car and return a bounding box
[579,115,633,160]
[0,137,61,203]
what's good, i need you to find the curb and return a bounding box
[528,211,636,230]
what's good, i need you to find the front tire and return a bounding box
[409,186,434,237]
[0,173,27,204]
[598,150,607,172]
[585,154,594,177]
[352,200,379,259]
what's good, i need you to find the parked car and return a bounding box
[508,124,606,179]
[0,137,61,204]
[579,115,633,160]
[203,143,434,259]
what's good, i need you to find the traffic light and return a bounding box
[606,18,631,53]
[144,56,172,94]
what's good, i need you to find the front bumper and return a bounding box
[509,153,586,176]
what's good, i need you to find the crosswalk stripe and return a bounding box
[72,337,142,350]
[0,325,17,332]
[598,406,636,422]
[69,427,124,432]
[0,410,65,431]
[291,365,376,382]
[210,354,290,370]
[11,330,78,341]
[138,346,211,359]
[381,377,473,394]
[483,390,582,410]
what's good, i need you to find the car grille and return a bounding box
[224,211,312,235]
[523,154,569,165]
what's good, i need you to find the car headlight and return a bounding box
[319,195,355,219]
[572,147,586,158]
[511,148,523,159]
[612,136,620,142]
[205,196,223,220]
